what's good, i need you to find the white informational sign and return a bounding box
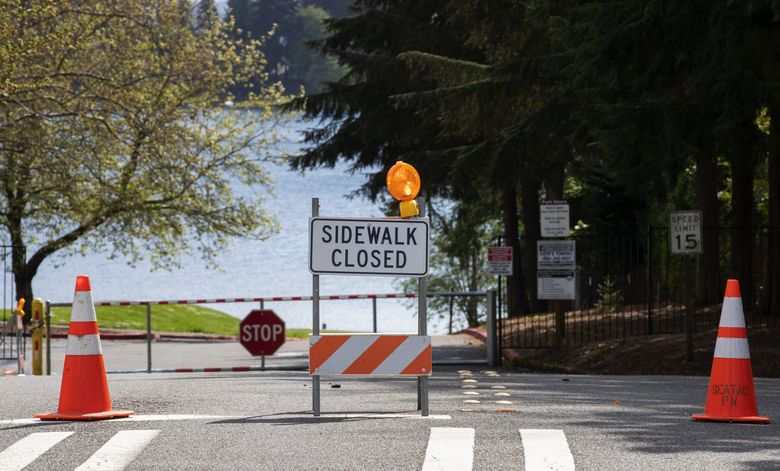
[537,270,576,300]
[669,210,703,254]
[540,200,570,237]
[309,217,429,276]
[537,240,576,270]
[487,246,513,276]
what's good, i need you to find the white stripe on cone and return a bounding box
[66,334,103,356]
[72,291,98,323]
[718,297,746,328]
[713,337,751,359]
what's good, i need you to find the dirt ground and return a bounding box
[506,326,780,378]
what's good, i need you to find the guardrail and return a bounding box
[46,290,495,374]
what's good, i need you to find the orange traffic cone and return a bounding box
[35,275,133,421]
[692,279,769,424]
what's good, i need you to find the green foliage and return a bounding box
[594,276,623,313]
[0,0,286,307]
[290,0,780,313]
[51,305,239,336]
[227,0,347,95]
[397,198,497,330]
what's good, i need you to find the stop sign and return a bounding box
[239,310,286,356]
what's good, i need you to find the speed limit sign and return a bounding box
[669,211,703,254]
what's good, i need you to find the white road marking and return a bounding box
[421,427,475,471]
[322,413,451,420]
[520,429,575,471]
[0,414,233,426]
[75,430,159,471]
[0,431,74,471]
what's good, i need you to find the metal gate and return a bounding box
[1,245,24,360]
[500,227,779,350]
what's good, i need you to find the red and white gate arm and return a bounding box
[91,293,418,307]
[309,334,431,376]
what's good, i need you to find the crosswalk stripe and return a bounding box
[0,431,74,471]
[421,427,474,471]
[519,429,575,471]
[75,430,159,471]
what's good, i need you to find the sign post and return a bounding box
[309,162,431,417]
[539,201,574,348]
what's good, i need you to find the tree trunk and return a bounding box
[728,136,756,309]
[695,149,721,306]
[10,242,31,321]
[520,172,542,312]
[544,162,566,201]
[502,185,528,316]
[767,107,780,316]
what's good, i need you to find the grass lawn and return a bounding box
[50,304,350,338]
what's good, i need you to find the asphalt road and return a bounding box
[1,367,779,470]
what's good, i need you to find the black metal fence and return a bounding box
[501,227,779,349]
[1,245,24,360]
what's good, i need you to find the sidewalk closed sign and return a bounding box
[309,217,429,276]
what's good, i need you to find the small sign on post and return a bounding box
[537,240,576,270]
[487,246,513,276]
[669,211,703,254]
[540,200,570,238]
[537,271,576,300]
[537,240,576,301]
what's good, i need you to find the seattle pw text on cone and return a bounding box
[692,279,769,424]
[35,275,133,421]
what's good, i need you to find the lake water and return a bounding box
[31,121,451,334]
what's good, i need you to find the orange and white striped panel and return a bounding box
[309,334,431,376]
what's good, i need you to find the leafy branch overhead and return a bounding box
[0,0,286,308]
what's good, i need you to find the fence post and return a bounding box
[146,304,152,373]
[646,227,653,335]
[685,258,695,362]
[486,290,497,366]
[554,301,565,349]
[372,297,377,333]
[448,296,454,335]
[45,300,51,376]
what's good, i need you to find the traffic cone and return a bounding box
[35,275,133,421]
[692,279,769,424]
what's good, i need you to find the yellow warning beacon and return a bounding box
[386,161,421,218]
